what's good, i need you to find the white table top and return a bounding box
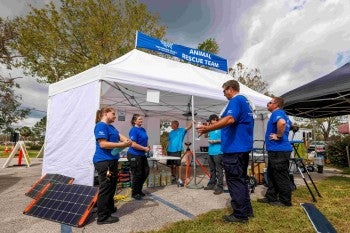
[119,156,180,162]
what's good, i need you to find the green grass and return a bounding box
[143,176,350,233]
[342,167,350,175]
[0,145,40,158]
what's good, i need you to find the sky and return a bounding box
[0,0,349,127]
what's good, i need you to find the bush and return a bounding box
[326,136,350,167]
[27,142,43,150]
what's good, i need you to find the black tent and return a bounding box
[281,63,350,118]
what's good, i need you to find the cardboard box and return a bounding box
[249,162,265,184]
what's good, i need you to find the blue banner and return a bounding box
[135,31,228,73]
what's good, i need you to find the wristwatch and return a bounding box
[277,135,282,139]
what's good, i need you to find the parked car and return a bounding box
[308,141,326,154]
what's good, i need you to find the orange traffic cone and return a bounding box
[18,150,23,166]
[4,146,9,154]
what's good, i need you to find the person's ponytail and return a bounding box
[95,109,103,123]
[95,107,115,123]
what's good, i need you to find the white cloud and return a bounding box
[237,0,350,95]
[0,0,54,19]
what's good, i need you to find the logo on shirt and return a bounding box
[98,131,105,136]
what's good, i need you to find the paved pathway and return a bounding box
[0,158,343,233]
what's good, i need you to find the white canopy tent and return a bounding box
[43,49,271,185]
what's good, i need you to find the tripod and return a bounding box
[290,128,322,202]
[183,142,210,188]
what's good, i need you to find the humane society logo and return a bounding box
[160,40,173,49]
[98,131,105,136]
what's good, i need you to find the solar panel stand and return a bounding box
[78,194,98,227]
[291,142,322,202]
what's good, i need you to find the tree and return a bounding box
[0,75,30,132]
[19,126,32,141]
[293,116,342,141]
[0,18,30,132]
[229,62,271,95]
[28,116,46,148]
[11,0,166,84]
[310,117,341,141]
[0,18,20,67]
[197,38,219,54]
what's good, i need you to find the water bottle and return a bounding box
[166,171,172,185]
[148,173,155,187]
[154,173,161,187]
[111,147,124,156]
[161,170,167,186]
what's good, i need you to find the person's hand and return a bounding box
[269,133,280,141]
[196,123,208,135]
[145,145,151,153]
[124,140,132,147]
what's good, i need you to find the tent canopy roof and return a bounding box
[281,63,350,118]
[49,49,271,119]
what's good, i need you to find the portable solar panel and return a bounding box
[23,183,98,227]
[300,203,336,233]
[25,173,74,199]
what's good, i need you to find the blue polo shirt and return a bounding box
[220,95,254,153]
[93,122,120,163]
[265,109,293,152]
[208,129,222,156]
[167,128,187,152]
[127,126,148,156]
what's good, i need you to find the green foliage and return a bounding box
[12,0,166,83]
[0,18,30,132]
[310,117,340,141]
[293,116,343,141]
[0,76,30,132]
[19,126,32,138]
[229,62,271,96]
[0,17,20,67]
[327,135,350,167]
[197,38,219,54]
[342,167,350,175]
[28,116,46,148]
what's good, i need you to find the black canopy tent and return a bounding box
[281,63,350,118]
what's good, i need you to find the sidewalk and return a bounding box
[0,158,341,233]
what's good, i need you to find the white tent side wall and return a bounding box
[43,81,100,185]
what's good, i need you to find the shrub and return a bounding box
[326,136,350,167]
[27,142,43,150]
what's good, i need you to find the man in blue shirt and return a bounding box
[258,97,293,206]
[166,120,192,185]
[197,80,254,223]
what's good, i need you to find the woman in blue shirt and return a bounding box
[93,107,131,225]
[127,114,150,200]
